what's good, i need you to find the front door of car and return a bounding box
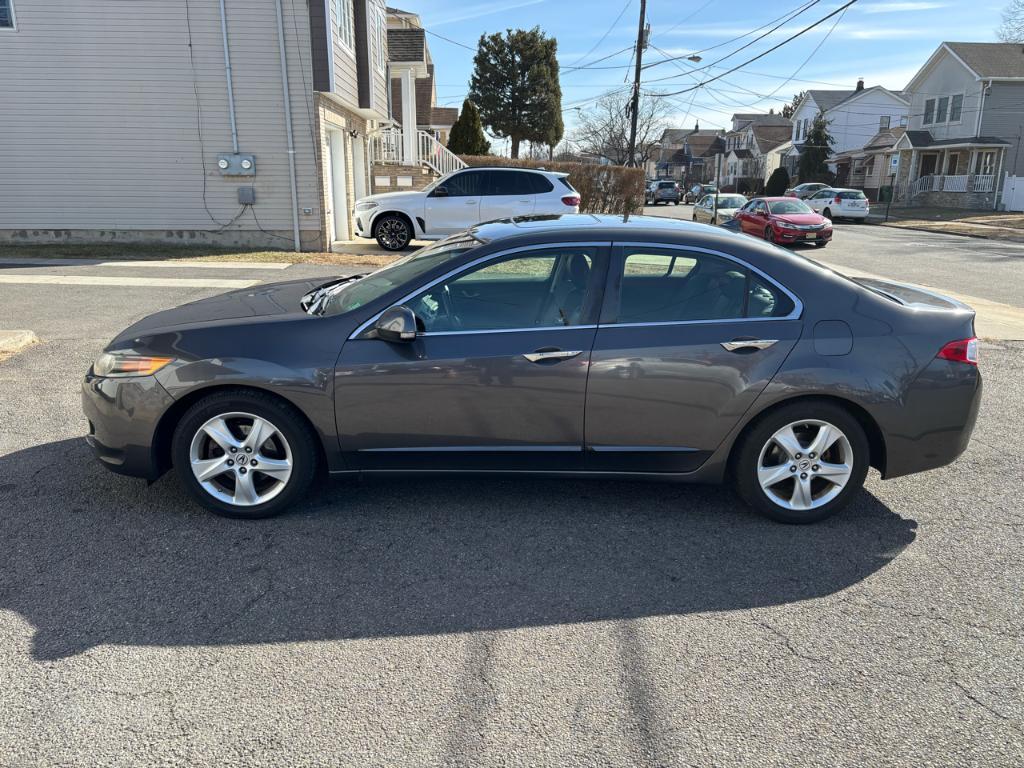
[424,169,487,235]
[335,244,609,471]
[584,245,802,472]
[737,201,766,235]
[479,170,537,222]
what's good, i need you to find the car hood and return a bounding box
[773,213,826,225]
[109,277,329,344]
[357,190,426,208]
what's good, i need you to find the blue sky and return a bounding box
[396,0,1007,148]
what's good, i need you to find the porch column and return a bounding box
[400,68,416,166]
[993,147,1006,210]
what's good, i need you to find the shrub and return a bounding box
[458,155,645,215]
[765,167,790,196]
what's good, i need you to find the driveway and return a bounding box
[0,248,1022,765]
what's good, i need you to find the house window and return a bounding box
[332,0,355,49]
[949,93,963,123]
[879,115,890,130]
[975,151,996,175]
[936,96,949,123]
[923,99,935,125]
[0,0,14,28]
[899,114,908,127]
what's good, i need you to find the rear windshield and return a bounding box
[768,199,812,214]
[658,182,676,189]
[838,190,866,199]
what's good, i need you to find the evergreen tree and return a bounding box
[469,27,562,159]
[447,100,491,156]
[765,166,790,196]
[782,91,806,119]
[798,113,835,183]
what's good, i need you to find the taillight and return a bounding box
[834,196,842,204]
[561,195,580,207]
[937,338,979,365]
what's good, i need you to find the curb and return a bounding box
[0,330,40,358]
[867,218,1024,244]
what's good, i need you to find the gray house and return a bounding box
[894,42,1024,209]
[0,0,402,249]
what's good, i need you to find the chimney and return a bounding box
[856,78,865,91]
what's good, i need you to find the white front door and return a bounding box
[480,169,537,221]
[329,130,350,242]
[423,168,486,236]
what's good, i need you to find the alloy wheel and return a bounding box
[756,419,853,512]
[377,218,410,249]
[189,412,293,507]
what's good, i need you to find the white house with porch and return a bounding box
[894,42,1024,209]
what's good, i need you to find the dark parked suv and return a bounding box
[83,215,981,523]
[648,181,681,205]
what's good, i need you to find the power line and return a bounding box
[566,0,633,68]
[648,0,860,99]
[562,45,635,72]
[425,28,476,51]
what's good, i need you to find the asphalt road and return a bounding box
[0,237,1022,766]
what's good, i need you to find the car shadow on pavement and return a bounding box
[0,438,917,660]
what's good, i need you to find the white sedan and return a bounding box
[354,167,581,250]
[691,194,748,225]
[804,188,870,221]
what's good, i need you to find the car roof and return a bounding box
[459,166,567,177]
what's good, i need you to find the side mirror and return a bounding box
[374,305,418,343]
[430,186,449,198]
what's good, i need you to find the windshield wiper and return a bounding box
[302,274,366,315]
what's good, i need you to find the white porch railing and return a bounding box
[368,127,467,176]
[910,175,934,197]
[973,174,995,192]
[942,175,969,192]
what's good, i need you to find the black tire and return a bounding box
[374,213,413,251]
[853,217,864,224]
[732,401,870,524]
[674,201,680,205]
[691,214,697,221]
[814,240,828,248]
[765,226,776,243]
[171,389,319,519]
[822,208,833,220]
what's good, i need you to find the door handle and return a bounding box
[465,200,478,205]
[721,339,778,352]
[523,349,583,363]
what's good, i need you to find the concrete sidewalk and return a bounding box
[868,206,1024,243]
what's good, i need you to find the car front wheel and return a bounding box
[733,402,869,523]
[374,214,413,251]
[765,226,776,243]
[172,390,318,519]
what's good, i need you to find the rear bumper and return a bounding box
[82,372,174,480]
[880,360,982,479]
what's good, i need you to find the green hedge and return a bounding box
[458,156,645,216]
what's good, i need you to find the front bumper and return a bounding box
[82,372,176,480]
[354,214,373,238]
[774,226,833,244]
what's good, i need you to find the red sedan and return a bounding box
[734,196,832,248]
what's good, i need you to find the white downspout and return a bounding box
[274,0,302,252]
[218,0,240,153]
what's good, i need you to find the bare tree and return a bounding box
[998,0,1024,40]
[569,92,670,167]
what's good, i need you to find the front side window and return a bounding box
[0,0,13,28]
[408,248,597,332]
[442,170,486,197]
[923,99,935,125]
[616,249,794,324]
[949,94,964,122]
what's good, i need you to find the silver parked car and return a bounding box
[692,194,748,225]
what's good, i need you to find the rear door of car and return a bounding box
[806,190,829,213]
[480,170,537,222]
[583,243,803,472]
[424,169,486,235]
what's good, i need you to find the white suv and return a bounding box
[804,187,870,222]
[354,167,581,250]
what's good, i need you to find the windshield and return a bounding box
[769,199,813,215]
[320,234,481,316]
[716,195,747,208]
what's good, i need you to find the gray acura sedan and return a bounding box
[83,215,981,523]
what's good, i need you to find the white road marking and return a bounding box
[0,275,259,289]
[0,258,292,270]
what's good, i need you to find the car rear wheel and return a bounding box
[172,391,318,519]
[374,214,413,251]
[733,402,869,523]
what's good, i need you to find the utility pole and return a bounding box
[626,0,647,168]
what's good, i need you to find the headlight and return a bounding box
[93,353,175,378]
[776,221,799,230]
[355,201,379,212]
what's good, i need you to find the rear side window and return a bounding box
[616,249,794,323]
[488,171,536,196]
[557,176,577,192]
[838,190,866,199]
[528,173,554,193]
